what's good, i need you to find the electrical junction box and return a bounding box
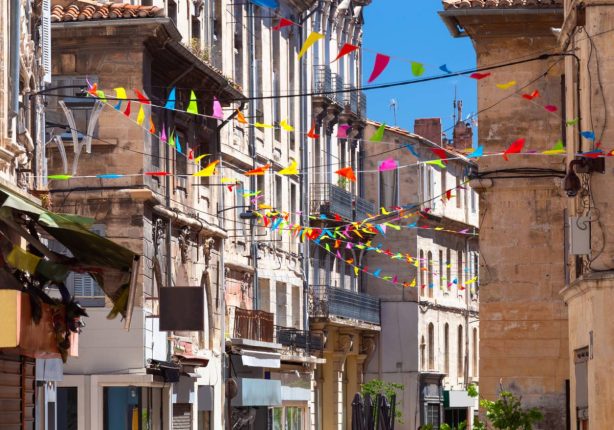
[569,216,591,255]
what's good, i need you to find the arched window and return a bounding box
[419,250,425,297]
[428,323,435,370]
[420,336,426,370]
[472,328,478,377]
[427,251,433,298]
[446,249,451,291]
[444,323,450,374]
[458,325,464,378]
[457,251,463,295]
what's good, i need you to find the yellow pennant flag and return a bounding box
[496,80,517,90]
[280,119,294,132]
[255,122,274,129]
[410,278,416,287]
[297,32,324,59]
[114,87,127,100]
[136,105,146,125]
[194,154,210,165]
[193,160,219,177]
[279,159,299,175]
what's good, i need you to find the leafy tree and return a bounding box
[467,383,543,430]
[360,379,404,423]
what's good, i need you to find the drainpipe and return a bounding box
[247,1,259,312]
[10,0,21,133]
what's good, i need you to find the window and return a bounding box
[57,387,78,430]
[446,249,451,291]
[167,0,177,24]
[472,253,479,298]
[457,251,463,294]
[419,250,425,296]
[211,0,223,69]
[292,286,301,329]
[233,2,243,86]
[254,15,264,122]
[472,328,478,377]
[275,175,283,211]
[287,34,296,151]
[290,182,298,249]
[471,189,477,213]
[427,251,433,298]
[423,165,434,206]
[455,177,462,209]
[272,30,281,143]
[379,165,399,208]
[234,181,245,239]
[47,75,98,142]
[175,129,188,193]
[458,325,464,378]
[438,250,443,289]
[276,282,287,327]
[444,323,450,374]
[420,336,426,370]
[271,406,304,430]
[426,403,441,428]
[428,323,435,370]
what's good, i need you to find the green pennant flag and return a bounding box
[186,90,199,115]
[411,62,425,77]
[370,123,386,142]
[168,130,176,147]
[48,174,73,180]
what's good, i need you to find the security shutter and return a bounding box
[0,355,36,430]
[41,0,52,83]
[172,404,192,430]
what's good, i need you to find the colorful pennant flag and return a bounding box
[114,87,127,110]
[369,123,386,142]
[469,72,491,80]
[368,53,390,83]
[273,18,294,31]
[378,158,397,171]
[496,81,516,89]
[411,62,425,77]
[544,105,558,112]
[307,121,320,139]
[522,90,540,100]
[165,87,176,110]
[213,97,223,119]
[134,89,151,105]
[193,160,219,177]
[337,124,350,139]
[335,166,356,182]
[439,64,452,74]
[297,32,324,60]
[279,160,299,175]
[136,105,145,126]
[580,131,595,140]
[542,139,565,155]
[187,90,199,114]
[333,43,359,62]
[503,138,525,160]
[280,119,294,132]
[467,146,484,159]
[123,100,131,117]
[236,110,247,124]
[245,164,271,176]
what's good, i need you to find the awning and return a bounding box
[0,182,139,325]
[444,390,477,408]
[239,349,281,369]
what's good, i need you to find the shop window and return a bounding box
[57,387,78,430]
[103,386,162,430]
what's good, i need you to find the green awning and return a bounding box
[0,182,138,320]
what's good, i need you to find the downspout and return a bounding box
[10,0,21,132]
[247,1,259,312]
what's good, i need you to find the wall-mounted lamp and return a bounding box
[564,157,605,197]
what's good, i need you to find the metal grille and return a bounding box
[310,285,380,325]
[343,84,359,114]
[332,73,343,104]
[355,195,376,221]
[233,308,274,343]
[313,65,333,100]
[359,91,367,118]
[310,183,353,221]
[275,326,324,351]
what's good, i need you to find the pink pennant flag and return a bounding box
[213,97,223,119]
[337,124,350,139]
[544,105,558,112]
[160,126,167,143]
[378,158,397,171]
[368,53,390,83]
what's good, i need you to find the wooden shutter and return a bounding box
[0,355,36,430]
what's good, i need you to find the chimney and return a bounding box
[452,101,473,149]
[414,118,442,145]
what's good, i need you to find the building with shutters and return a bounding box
[361,120,480,430]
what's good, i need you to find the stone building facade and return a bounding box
[558,1,614,429]
[441,1,570,428]
[362,120,479,429]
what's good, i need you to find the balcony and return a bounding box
[311,182,353,221]
[343,84,359,115]
[313,65,334,103]
[233,307,274,343]
[359,91,367,119]
[332,73,343,105]
[275,326,324,352]
[355,195,376,221]
[310,285,380,325]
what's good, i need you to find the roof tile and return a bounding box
[442,0,562,9]
[51,2,164,22]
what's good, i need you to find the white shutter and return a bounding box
[41,0,52,83]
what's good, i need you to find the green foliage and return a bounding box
[476,390,543,430]
[467,383,479,398]
[441,422,467,430]
[360,379,404,423]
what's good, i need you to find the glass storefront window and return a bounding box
[103,386,163,430]
[269,406,304,430]
[285,407,302,430]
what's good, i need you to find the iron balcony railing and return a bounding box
[233,307,274,343]
[313,65,334,102]
[359,91,367,118]
[275,326,324,352]
[310,285,380,325]
[310,182,354,221]
[332,73,343,105]
[343,84,359,115]
[355,195,376,221]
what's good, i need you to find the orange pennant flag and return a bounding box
[149,116,156,134]
[245,164,271,176]
[307,121,320,139]
[335,166,356,182]
[236,110,247,124]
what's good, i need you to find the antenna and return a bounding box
[389,98,398,126]
[453,84,457,125]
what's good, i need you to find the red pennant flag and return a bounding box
[188,149,194,160]
[335,166,356,182]
[469,72,491,80]
[273,18,294,31]
[544,105,558,112]
[503,138,525,161]
[87,83,98,96]
[245,164,271,176]
[145,171,171,176]
[431,148,449,164]
[307,121,320,139]
[522,90,540,100]
[367,53,390,83]
[333,43,359,62]
[133,89,151,105]
[123,100,131,117]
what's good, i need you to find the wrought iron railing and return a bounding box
[343,84,359,114]
[275,326,324,352]
[332,73,344,105]
[233,307,274,343]
[310,182,353,221]
[310,285,380,325]
[355,195,376,221]
[359,91,367,118]
[313,65,333,101]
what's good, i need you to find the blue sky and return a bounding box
[362,1,477,140]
